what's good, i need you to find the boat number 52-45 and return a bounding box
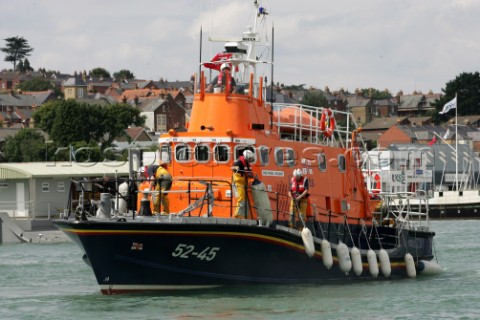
[171,244,220,261]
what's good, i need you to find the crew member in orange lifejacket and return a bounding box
[231,150,254,218]
[206,63,236,93]
[288,168,309,229]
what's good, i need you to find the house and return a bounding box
[0,90,56,127]
[139,94,186,133]
[374,98,398,117]
[0,70,44,92]
[62,77,88,100]
[113,127,156,149]
[359,117,409,149]
[396,91,439,117]
[377,124,480,152]
[347,96,376,126]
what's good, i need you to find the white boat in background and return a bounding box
[363,144,480,218]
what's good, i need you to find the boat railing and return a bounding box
[272,103,356,148]
[374,191,430,231]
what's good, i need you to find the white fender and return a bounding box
[250,180,273,226]
[405,253,416,278]
[367,249,379,278]
[417,260,444,275]
[321,239,333,269]
[336,242,352,274]
[378,249,391,277]
[301,227,315,258]
[118,181,129,214]
[350,246,363,276]
[96,193,112,218]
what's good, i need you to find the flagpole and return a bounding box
[455,92,458,191]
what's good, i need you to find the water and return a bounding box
[1,220,479,320]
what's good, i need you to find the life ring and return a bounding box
[320,108,336,138]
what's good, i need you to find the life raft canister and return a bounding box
[320,108,336,138]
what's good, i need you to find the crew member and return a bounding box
[288,168,309,229]
[152,162,173,214]
[231,150,254,218]
[136,166,152,214]
[206,63,236,93]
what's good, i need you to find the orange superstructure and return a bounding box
[158,73,372,226]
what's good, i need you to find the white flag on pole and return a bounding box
[439,96,457,114]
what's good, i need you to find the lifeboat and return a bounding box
[53,0,441,295]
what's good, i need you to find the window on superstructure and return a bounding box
[235,145,256,163]
[274,148,284,166]
[338,154,346,172]
[214,145,229,163]
[318,154,326,171]
[195,145,210,163]
[160,144,171,163]
[286,148,295,167]
[259,146,269,166]
[175,144,191,162]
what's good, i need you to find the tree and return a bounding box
[90,67,111,78]
[113,69,135,80]
[432,72,480,124]
[359,88,392,100]
[32,100,145,152]
[302,90,327,107]
[1,36,34,70]
[3,129,45,162]
[16,77,54,91]
[23,58,33,72]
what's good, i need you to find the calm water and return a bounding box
[1,220,479,320]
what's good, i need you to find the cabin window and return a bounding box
[175,144,192,162]
[0,182,7,189]
[42,182,50,193]
[259,146,269,166]
[195,145,210,163]
[274,148,284,166]
[318,154,326,171]
[160,144,171,163]
[338,154,346,172]
[214,145,230,163]
[57,182,65,192]
[286,148,295,167]
[235,145,256,163]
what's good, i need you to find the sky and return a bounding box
[1,0,479,95]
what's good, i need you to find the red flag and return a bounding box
[428,135,437,146]
[204,52,233,71]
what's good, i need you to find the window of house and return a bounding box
[57,182,65,192]
[214,145,229,163]
[195,145,210,163]
[318,154,327,171]
[42,182,50,192]
[157,114,167,131]
[175,144,191,162]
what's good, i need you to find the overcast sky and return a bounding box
[1,0,479,95]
